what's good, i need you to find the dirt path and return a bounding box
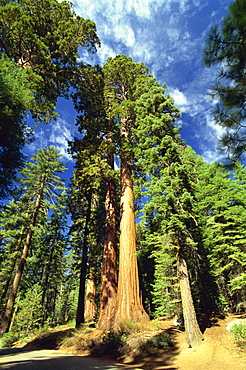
[126,314,246,370]
[175,315,246,370]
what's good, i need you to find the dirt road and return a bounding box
[0,348,142,370]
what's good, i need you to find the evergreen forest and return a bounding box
[1,0,246,351]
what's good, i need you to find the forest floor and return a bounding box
[15,313,246,370]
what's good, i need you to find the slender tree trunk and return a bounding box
[97,174,117,330]
[76,190,92,328]
[0,226,26,305]
[178,249,203,349]
[41,243,55,326]
[0,180,45,338]
[8,296,20,333]
[114,117,149,325]
[84,273,97,322]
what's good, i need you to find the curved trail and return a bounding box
[0,348,140,370]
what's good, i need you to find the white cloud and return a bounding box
[49,119,74,162]
[26,118,75,163]
[202,149,223,163]
[168,88,188,110]
[69,0,232,164]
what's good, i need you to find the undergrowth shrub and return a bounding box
[91,329,127,358]
[140,332,173,354]
[231,323,246,348]
[118,320,139,335]
[0,332,19,348]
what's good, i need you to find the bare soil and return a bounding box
[22,314,246,370]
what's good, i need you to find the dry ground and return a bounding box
[18,314,246,370]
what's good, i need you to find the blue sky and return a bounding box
[26,0,233,178]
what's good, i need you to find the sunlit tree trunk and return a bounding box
[178,249,203,349]
[114,117,149,325]
[0,179,45,338]
[84,273,97,322]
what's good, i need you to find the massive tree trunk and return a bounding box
[113,117,149,325]
[178,249,203,349]
[0,179,45,338]
[97,174,117,330]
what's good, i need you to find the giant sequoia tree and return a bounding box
[101,56,150,326]
[204,0,246,161]
[0,147,66,337]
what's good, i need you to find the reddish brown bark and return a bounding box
[0,179,45,338]
[84,274,97,322]
[113,118,149,325]
[178,249,203,349]
[97,177,117,330]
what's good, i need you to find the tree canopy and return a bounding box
[0,0,100,198]
[204,0,246,162]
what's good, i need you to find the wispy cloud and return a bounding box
[71,0,232,162]
[26,118,75,162]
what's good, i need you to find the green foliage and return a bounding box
[0,0,99,199]
[92,329,126,358]
[204,0,246,161]
[0,0,100,122]
[0,57,36,198]
[231,323,246,347]
[196,161,246,310]
[118,319,139,335]
[11,285,43,335]
[150,234,180,317]
[0,147,69,336]
[0,331,19,348]
[144,332,173,350]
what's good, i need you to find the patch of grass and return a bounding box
[118,320,139,335]
[231,323,246,348]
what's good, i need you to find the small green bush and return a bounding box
[118,320,138,335]
[91,329,127,358]
[140,332,173,354]
[147,332,173,349]
[231,323,246,347]
[0,332,19,348]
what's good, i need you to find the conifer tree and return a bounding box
[0,58,36,198]
[134,77,204,347]
[102,56,150,325]
[68,137,105,327]
[32,198,68,325]
[70,64,118,330]
[0,0,100,198]
[0,0,100,121]
[0,146,66,337]
[204,0,246,161]
[196,161,246,311]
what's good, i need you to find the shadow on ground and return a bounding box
[120,328,182,370]
[0,348,126,370]
[23,328,75,350]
